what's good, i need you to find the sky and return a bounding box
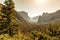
[0,0,60,17]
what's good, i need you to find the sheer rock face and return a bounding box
[31,16,39,22]
[17,11,31,22]
[38,10,60,24]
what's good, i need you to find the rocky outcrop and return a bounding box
[17,11,31,22]
[38,10,60,24]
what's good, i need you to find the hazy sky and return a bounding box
[0,0,60,17]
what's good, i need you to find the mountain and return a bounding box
[38,10,60,24]
[17,11,31,22]
[31,10,60,24]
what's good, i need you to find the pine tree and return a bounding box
[0,0,17,36]
[4,0,17,36]
[0,4,8,34]
[4,0,15,25]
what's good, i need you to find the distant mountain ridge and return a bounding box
[32,10,60,24]
[38,10,60,23]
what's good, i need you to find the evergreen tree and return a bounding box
[4,0,17,36]
[0,4,8,34]
[4,0,15,25]
[0,0,17,36]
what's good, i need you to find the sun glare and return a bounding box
[35,0,47,4]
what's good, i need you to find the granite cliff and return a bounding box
[17,11,31,22]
